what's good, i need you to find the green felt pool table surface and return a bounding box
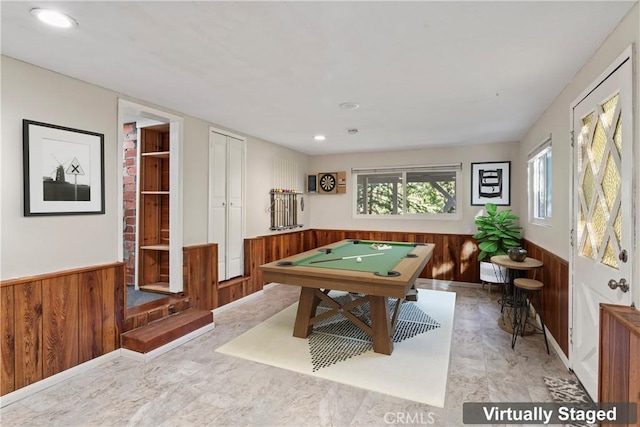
[260,239,434,299]
[293,240,417,274]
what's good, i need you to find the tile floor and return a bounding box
[0,280,576,426]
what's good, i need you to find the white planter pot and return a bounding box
[479,261,508,283]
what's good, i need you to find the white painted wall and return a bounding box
[245,137,311,238]
[1,57,119,280]
[309,142,521,234]
[518,3,638,265]
[0,56,310,280]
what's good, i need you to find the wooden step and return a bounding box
[121,308,213,353]
[139,282,172,294]
[124,295,191,332]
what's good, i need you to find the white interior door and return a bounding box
[571,56,632,400]
[227,137,244,279]
[209,129,245,282]
[211,132,228,280]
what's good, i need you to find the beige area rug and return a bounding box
[216,288,456,407]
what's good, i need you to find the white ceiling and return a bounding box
[1,1,635,155]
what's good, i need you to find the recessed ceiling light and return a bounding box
[338,102,360,110]
[30,8,78,28]
[313,135,326,141]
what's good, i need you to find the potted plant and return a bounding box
[473,202,522,283]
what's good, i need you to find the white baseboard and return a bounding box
[121,321,216,362]
[0,350,121,408]
[529,307,571,370]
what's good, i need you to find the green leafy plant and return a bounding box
[473,203,522,262]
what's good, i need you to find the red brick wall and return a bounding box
[123,123,137,287]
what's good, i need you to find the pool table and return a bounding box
[259,239,434,355]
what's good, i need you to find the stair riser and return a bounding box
[121,310,213,354]
[123,299,191,332]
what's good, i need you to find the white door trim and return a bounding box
[117,99,184,292]
[570,46,633,110]
[568,44,635,382]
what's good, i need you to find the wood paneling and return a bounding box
[263,231,308,264]
[217,280,245,307]
[522,239,569,357]
[183,244,216,310]
[79,270,102,363]
[599,304,640,426]
[42,275,79,379]
[14,281,43,389]
[102,266,122,354]
[0,285,15,394]
[123,296,191,333]
[0,262,124,396]
[244,238,265,295]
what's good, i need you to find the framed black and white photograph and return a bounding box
[23,119,105,216]
[470,161,510,206]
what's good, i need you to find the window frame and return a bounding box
[527,136,552,227]
[352,164,462,220]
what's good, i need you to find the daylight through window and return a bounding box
[528,137,552,224]
[353,164,461,217]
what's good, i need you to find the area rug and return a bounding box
[543,377,594,427]
[543,377,593,404]
[216,288,455,407]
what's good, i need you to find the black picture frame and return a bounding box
[470,161,511,206]
[23,119,105,216]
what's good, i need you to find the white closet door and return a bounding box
[227,137,244,278]
[211,132,228,280]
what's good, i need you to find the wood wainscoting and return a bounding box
[183,244,217,310]
[599,304,640,420]
[0,263,125,396]
[521,239,570,357]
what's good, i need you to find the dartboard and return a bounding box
[319,173,336,192]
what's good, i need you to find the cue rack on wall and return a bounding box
[269,158,304,231]
[268,188,303,231]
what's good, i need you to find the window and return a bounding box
[528,137,552,225]
[353,164,461,218]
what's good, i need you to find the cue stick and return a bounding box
[293,193,297,226]
[270,190,275,229]
[308,252,385,264]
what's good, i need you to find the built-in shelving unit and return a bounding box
[138,124,171,292]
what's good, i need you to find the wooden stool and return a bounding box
[512,278,549,354]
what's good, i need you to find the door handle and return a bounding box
[607,278,629,293]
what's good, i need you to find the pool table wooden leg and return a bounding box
[293,286,321,338]
[370,295,394,355]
